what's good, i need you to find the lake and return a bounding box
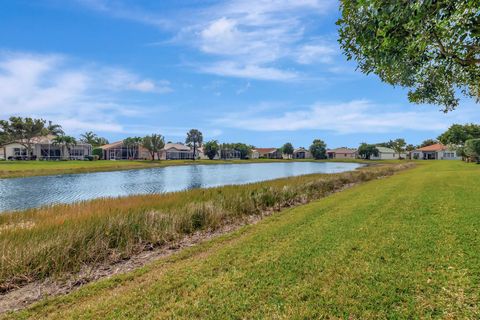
[0,161,363,212]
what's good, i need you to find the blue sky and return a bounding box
[1,0,479,148]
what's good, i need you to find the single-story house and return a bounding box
[327,148,357,159]
[292,147,312,159]
[160,143,195,160]
[219,149,241,160]
[100,141,150,160]
[1,135,92,160]
[410,143,458,160]
[370,147,406,160]
[251,148,283,159]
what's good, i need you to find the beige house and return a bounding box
[251,148,283,159]
[411,143,458,160]
[100,141,150,160]
[160,143,195,160]
[327,148,357,159]
[293,147,312,159]
[1,135,92,160]
[370,147,406,160]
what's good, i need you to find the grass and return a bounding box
[2,160,480,319]
[0,162,409,293]
[0,158,364,179]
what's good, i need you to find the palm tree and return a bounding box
[185,129,203,160]
[142,134,165,160]
[80,131,97,144]
[47,121,64,136]
[53,135,77,159]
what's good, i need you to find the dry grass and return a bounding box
[0,162,414,292]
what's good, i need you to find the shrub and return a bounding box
[92,148,103,160]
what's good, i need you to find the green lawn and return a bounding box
[5,161,480,319]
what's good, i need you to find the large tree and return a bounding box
[46,121,64,136]
[438,123,480,146]
[204,140,220,160]
[123,137,143,159]
[309,139,327,160]
[185,129,203,160]
[464,138,480,163]
[337,1,480,111]
[389,138,407,159]
[80,131,110,147]
[142,134,165,160]
[0,117,48,158]
[282,142,294,158]
[358,143,379,160]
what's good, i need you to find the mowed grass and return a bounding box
[0,158,344,179]
[4,161,480,319]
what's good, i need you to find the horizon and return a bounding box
[1,0,479,149]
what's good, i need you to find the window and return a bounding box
[13,148,27,156]
[70,148,84,157]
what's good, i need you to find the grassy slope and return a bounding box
[7,161,480,319]
[0,159,355,179]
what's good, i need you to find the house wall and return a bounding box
[371,152,396,160]
[412,150,459,160]
[333,153,356,159]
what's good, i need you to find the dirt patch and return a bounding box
[0,180,372,314]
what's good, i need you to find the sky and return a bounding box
[0,0,479,148]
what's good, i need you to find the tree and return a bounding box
[123,137,143,159]
[142,134,165,160]
[389,138,407,159]
[337,1,480,111]
[185,129,203,160]
[204,140,220,160]
[46,121,64,136]
[53,135,77,159]
[0,117,48,158]
[438,124,480,146]
[419,139,438,148]
[405,144,416,152]
[309,139,327,160]
[358,143,379,160]
[282,142,294,158]
[464,139,480,163]
[80,131,109,147]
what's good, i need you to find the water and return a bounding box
[0,162,363,212]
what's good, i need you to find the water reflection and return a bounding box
[0,162,363,212]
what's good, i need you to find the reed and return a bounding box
[0,162,414,291]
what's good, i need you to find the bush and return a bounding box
[92,148,103,160]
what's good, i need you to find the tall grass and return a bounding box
[0,163,414,291]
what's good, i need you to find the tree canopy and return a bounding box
[80,131,109,147]
[337,1,480,111]
[185,129,203,160]
[358,143,379,160]
[142,134,165,160]
[0,117,48,157]
[438,123,480,145]
[282,142,294,156]
[419,139,439,148]
[309,139,327,160]
[204,140,220,160]
[464,138,480,162]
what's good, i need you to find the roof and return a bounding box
[253,148,278,154]
[163,143,191,151]
[2,135,91,147]
[99,141,124,149]
[327,148,357,154]
[415,143,447,152]
[294,147,308,153]
[376,147,395,153]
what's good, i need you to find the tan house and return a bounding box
[327,148,357,159]
[160,143,195,160]
[100,141,150,160]
[411,143,458,160]
[251,148,283,159]
[1,135,92,160]
[293,147,312,159]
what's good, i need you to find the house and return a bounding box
[327,148,357,159]
[1,135,92,160]
[411,143,458,160]
[251,148,283,159]
[160,143,195,160]
[370,146,406,160]
[292,147,312,159]
[219,149,241,160]
[100,141,150,160]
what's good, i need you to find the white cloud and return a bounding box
[0,52,171,134]
[214,100,475,134]
[200,61,299,81]
[295,44,336,64]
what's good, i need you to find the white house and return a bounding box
[411,143,458,160]
[370,147,406,160]
[1,135,92,160]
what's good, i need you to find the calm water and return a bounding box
[0,162,363,212]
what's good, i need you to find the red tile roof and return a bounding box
[254,148,278,154]
[416,143,446,152]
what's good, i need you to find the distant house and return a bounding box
[1,135,92,160]
[293,147,312,159]
[100,141,150,160]
[370,146,406,160]
[327,148,357,159]
[251,148,283,159]
[411,143,458,160]
[160,143,195,160]
[220,149,241,160]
